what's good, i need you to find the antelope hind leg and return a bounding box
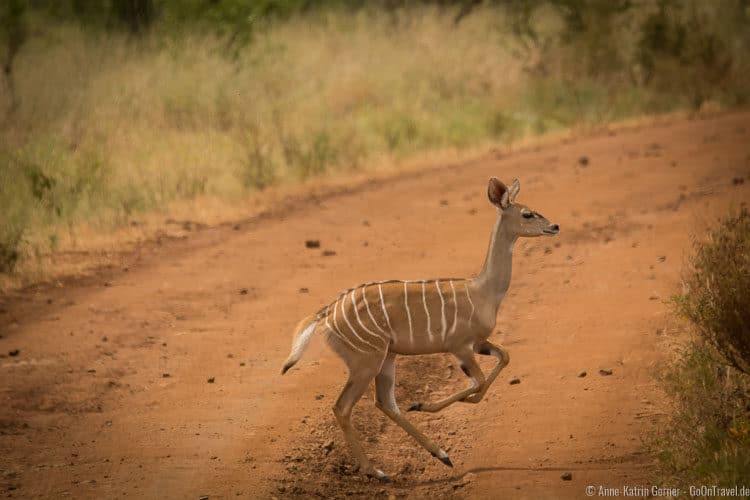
[374,353,453,467]
[333,358,391,482]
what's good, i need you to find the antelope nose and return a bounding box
[551,224,559,232]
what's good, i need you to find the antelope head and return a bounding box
[487,177,559,237]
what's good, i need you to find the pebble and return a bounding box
[561,472,573,481]
[578,371,587,378]
[509,377,521,385]
[599,369,613,376]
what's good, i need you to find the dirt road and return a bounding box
[2,112,749,499]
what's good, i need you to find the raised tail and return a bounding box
[281,314,319,374]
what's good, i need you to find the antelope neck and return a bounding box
[474,212,517,302]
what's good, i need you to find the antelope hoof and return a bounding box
[462,394,481,404]
[368,469,392,483]
[407,403,422,412]
[432,450,453,468]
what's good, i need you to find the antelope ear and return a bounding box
[508,178,520,203]
[487,177,510,209]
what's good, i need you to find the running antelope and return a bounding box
[281,177,559,482]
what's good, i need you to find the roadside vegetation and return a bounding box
[656,208,750,487]
[1,0,749,285]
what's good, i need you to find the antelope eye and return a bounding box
[522,212,534,219]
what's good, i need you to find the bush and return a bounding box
[675,208,750,374]
[0,157,30,273]
[656,341,750,486]
[656,207,750,487]
[0,142,115,273]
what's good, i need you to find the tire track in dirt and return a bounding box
[1,112,749,499]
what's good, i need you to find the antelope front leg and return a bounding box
[408,349,485,413]
[462,340,510,404]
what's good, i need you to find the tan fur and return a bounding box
[282,177,559,481]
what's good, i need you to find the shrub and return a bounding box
[656,341,750,486]
[675,208,750,374]
[657,207,750,487]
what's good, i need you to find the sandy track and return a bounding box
[1,112,749,499]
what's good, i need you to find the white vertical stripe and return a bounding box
[378,284,395,336]
[362,286,387,334]
[340,292,381,350]
[449,280,459,335]
[350,290,385,346]
[332,298,342,338]
[436,280,446,342]
[464,282,475,327]
[324,305,332,331]
[404,281,414,345]
[326,304,367,353]
[422,281,433,342]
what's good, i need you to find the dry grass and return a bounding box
[0,5,746,290]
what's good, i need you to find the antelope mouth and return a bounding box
[543,225,560,235]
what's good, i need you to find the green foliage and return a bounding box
[0,0,26,113]
[656,208,750,487]
[0,142,116,272]
[636,0,741,109]
[0,0,25,55]
[278,127,340,180]
[381,112,419,152]
[0,151,31,273]
[674,208,750,374]
[238,127,277,191]
[504,0,749,109]
[655,341,750,486]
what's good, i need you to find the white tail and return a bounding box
[281,316,318,374]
